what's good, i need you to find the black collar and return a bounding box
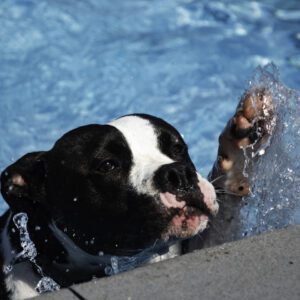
[49,221,173,275]
[6,212,175,293]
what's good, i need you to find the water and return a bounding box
[0,1,299,234]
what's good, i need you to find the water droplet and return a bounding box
[3,265,13,274]
[111,256,119,274]
[36,277,60,294]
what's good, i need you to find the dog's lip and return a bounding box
[173,205,209,219]
[159,191,211,217]
[159,192,186,209]
[162,205,209,240]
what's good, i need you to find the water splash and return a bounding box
[240,64,300,236]
[13,213,37,260]
[104,248,161,275]
[12,212,60,294]
[104,252,155,276]
[36,277,60,294]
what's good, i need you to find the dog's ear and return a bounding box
[0,151,46,211]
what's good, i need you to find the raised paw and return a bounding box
[209,87,276,196]
[231,88,275,150]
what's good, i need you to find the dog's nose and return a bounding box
[153,162,198,193]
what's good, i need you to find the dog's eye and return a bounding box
[172,143,186,157]
[96,160,118,173]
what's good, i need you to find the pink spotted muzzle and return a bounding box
[158,173,218,240]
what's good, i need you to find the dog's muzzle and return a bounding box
[153,162,218,239]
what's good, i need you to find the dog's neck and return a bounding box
[3,211,177,292]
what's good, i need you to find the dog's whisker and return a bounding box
[215,197,223,203]
[52,216,64,224]
[215,189,243,197]
[195,231,204,240]
[151,239,159,248]
[209,174,225,184]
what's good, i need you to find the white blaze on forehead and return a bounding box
[109,116,174,194]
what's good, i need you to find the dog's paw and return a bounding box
[211,88,276,196]
[231,88,275,150]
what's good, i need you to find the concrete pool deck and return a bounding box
[35,225,300,300]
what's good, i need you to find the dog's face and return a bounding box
[1,114,218,253]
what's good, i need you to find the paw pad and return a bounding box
[210,87,276,197]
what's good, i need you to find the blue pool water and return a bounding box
[0,1,299,231]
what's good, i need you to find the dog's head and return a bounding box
[1,114,218,253]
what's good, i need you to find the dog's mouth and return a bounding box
[163,204,209,240]
[159,191,213,240]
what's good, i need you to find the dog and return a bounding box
[0,114,219,299]
[0,88,274,300]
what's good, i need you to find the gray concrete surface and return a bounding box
[36,225,300,300]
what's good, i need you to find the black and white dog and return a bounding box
[0,88,274,300]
